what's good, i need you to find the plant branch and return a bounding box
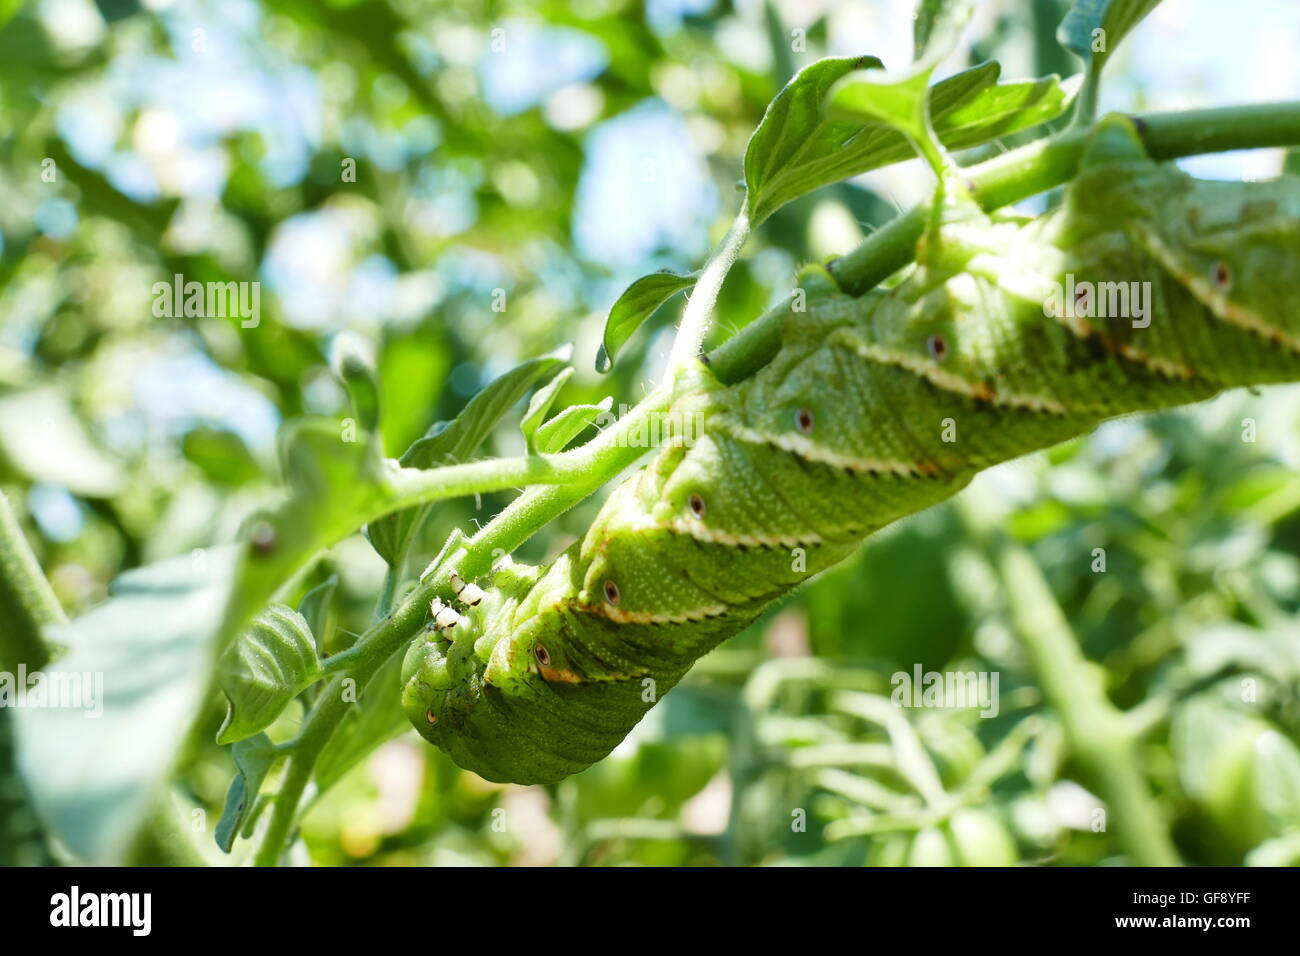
[1071,69,1102,130]
[997,542,1180,867]
[0,490,66,670]
[384,450,586,504]
[667,206,751,371]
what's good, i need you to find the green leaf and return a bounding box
[365,349,569,566]
[912,0,945,60]
[747,60,1072,224]
[313,649,409,793]
[929,71,1080,147]
[402,348,571,466]
[534,397,613,454]
[1170,696,1251,806]
[331,332,381,434]
[744,55,883,226]
[912,0,976,66]
[297,575,338,657]
[596,270,698,373]
[215,733,278,853]
[1251,730,1300,836]
[13,547,238,864]
[830,68,936,153]
[1058,0,1163,123]
[182,426,263,486]
[220,417,394,656]
[1058,0,1162,68]
[828,1,983,182]
[828,62,1076,164]
[378,333,451,458]
[1172,696,1300,850]
[0,0,26,28]
[520,367,574,451]
[217,604,322,745]
[746,8,973,215]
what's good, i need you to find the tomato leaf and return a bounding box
[182,426,264,487]
[827,63,1076,172]
[1058,0,1163,122]
[220,417,395,654]
[747,58,1073,224]
[13,547,238,863]
[596,270,698,373]
[215,733,278,853]
[829,68,937,156]
[535,397,613,453]
[744,54,882,226]
[520,367,575,450]
[217,604,322,745]
[912,0,976,65]
[331,332,381,434]
[297,575,338,657]
[313,649,409,793]
[1058,0,1163,68]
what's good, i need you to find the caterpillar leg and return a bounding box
[448,568,486,607]
[429,597,462,635]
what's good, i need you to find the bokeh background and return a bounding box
[2,0,1300,866]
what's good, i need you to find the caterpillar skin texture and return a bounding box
[403,118,1300,784]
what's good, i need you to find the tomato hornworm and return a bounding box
[402,117,1300,784]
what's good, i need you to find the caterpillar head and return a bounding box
[400,553,661,784]
[401,561,550,782]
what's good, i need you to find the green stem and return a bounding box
[0,490,66,670]
[708,99,1300,384]
[384,449,591,505]
[374,567,399,620]
[1071,66,1102,130]
[998,543,1180,867]
[667,206,751,371]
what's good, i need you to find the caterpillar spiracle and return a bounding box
[402,117,1300,784]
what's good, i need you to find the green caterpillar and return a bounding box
[402,117,1300,784]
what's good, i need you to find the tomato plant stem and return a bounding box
[667,205,752,372]
[999,543,1181,867]
[0,490,65,671]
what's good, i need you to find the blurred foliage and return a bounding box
[0,0,1297,866]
